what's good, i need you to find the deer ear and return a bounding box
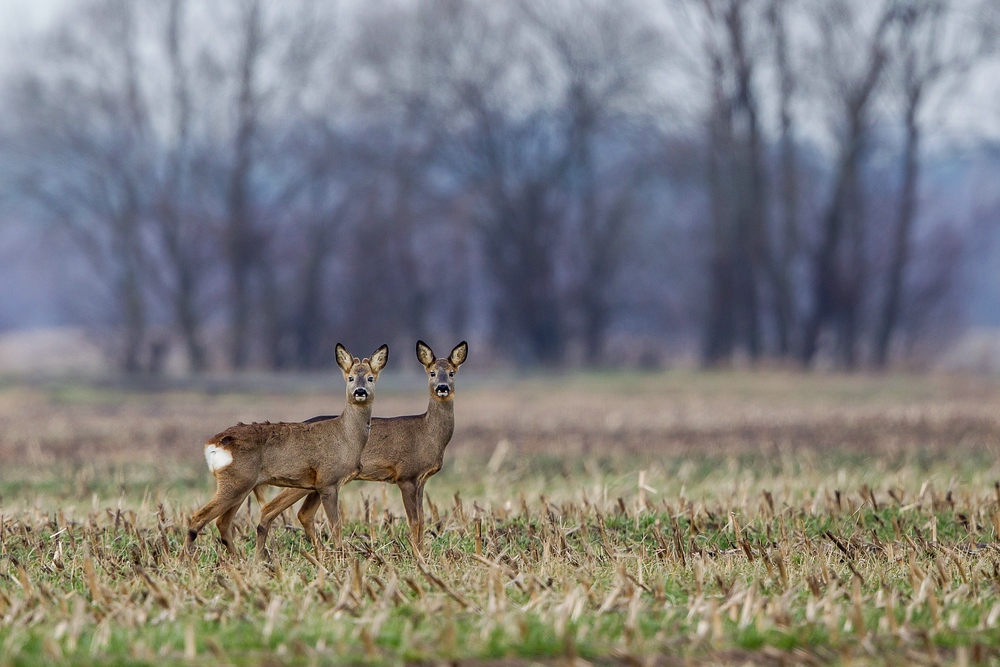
[369,344,389,374]
[335,344,353,373]
[416,340,435,368]
[449,341,468,367]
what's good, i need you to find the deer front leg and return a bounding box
[398,480,421,552]
[319,485,343,551]
[415,481,427,547]
[256,487,312,560]
[296,492,324,555]
[251,484,268,516]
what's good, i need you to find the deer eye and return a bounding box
[449,371,454,377]
[430,371,436,377]
[367,376,374,382]
[348,376,354,382]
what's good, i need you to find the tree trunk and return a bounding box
[115,180,147,374]
[701,1,766,366]
[701,53,736,367]
[117,4,147,374]
[261,262,286,370]
[163,0,207,373]
[768,0,797,357]
[728,0,765,362]
[176,265,207,371]
[800,153,854,366]
[800,77,887,365]
[119,255,146,374]
[226,0,261,370]
[873,90,921,368]
[295,227,327,369]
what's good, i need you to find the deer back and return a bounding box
[206,406,371,489]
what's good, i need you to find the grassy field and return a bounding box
[1,370,1000,665]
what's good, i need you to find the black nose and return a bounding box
[354,388,368,398]
[436,384,449,394]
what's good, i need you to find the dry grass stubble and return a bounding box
[0,370,999,665]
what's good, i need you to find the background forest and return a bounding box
[2,0,1000,372]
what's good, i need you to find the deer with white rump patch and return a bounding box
[259,340,467,552]
[186,343,388,557]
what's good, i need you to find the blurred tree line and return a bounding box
[1,0,998,372]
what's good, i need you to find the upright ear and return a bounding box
[416,340,435,368]
[335,343,353,374]
[449,341,468,367]
[369,344,389,374]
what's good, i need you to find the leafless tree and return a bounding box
[3,0,997,372]
[223,0,263,370]
[694,0,770,365]
[209,0,339,369]
[330,0,471,354]
[799,0,897,368]
[519,0,666,363]
[766,0,799,357]
[150,0,209,371]
[421,3,574,363]
[5,0,155,372]
[873,0,994,366]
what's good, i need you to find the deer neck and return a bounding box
[341,400,372,444]
[425,397,455,452]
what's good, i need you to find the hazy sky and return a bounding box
[1,0,64,39]
[0,0,64,77]
[3,0,998,149]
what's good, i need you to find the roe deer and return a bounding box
[260,340,467,552]
[185,343,388,557]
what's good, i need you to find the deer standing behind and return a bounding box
[260,340,467,552]
[186,343,388,558]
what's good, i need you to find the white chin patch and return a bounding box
[205,444,233,472]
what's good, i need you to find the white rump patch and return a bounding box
[205,444,233,472]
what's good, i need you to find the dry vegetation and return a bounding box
[1,370,1000,666]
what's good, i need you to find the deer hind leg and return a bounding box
[256,487,311,560]
[398,480,421,553]
[296,492,323,555]
[215,503,243,557]
[186,480,255,554]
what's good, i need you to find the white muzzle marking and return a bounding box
[205,444,233,473]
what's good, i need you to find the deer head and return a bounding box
[336,343,389,405]
[416,340,467,401]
